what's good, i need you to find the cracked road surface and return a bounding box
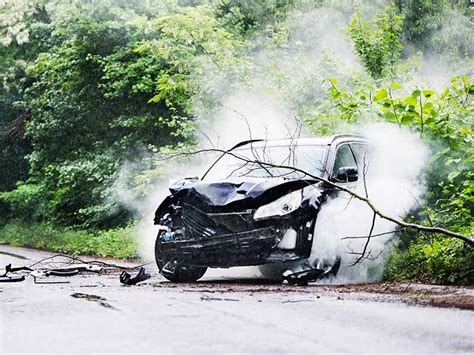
[1,245,473,353]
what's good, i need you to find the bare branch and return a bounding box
[185,29,222,70]
[341,228,407,240]
[350,212,377,266]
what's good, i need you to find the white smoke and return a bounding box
[201,91,309,148]
[115,155,211,262]
[308,123,427,284]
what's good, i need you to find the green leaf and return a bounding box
[424,116,435,125]
[384,112,396,121]
[405,96,417,106]
[401,115,413,124]
[411,90,421,98]
[374,89,387,101]
[448,171,460,180]
[424,102,433,110]
[330,89,341,99]
[390,82,401,89]
[422,89,435,98]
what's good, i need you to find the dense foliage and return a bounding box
[0,0,472,281]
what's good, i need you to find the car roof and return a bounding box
[232,135,366,150]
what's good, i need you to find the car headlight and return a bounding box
[254,190,303,220]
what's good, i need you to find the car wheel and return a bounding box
[154,232,207,282]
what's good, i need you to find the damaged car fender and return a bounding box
[301,184,327,211]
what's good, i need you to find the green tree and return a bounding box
[2,3,239,228]
[401,0,446,47]
[214,0,296,36]
[347,6,404,79]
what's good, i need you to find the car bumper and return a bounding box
[157,202,315,268]
[159,225,311,267]
[159,227,281,267]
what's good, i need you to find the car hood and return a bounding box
[168,177,318,211]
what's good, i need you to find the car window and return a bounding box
[332,144,357,176]
[351,143,373,175]
[204,145,328,180]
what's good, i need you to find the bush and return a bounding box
[385,233,474,284]
[0,182,50,221]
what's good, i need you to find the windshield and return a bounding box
[204,144,328,180]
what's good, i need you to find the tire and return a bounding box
[154,232,207,282]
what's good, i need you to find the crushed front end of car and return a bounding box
[153,177,326,282]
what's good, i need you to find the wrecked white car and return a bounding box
[154,135,371,284]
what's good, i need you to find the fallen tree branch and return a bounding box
[162,147,473,246]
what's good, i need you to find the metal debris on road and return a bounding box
[282,257,342,286]
[0,264,31,282]
[119,267,151,285]
[1,254,146,285]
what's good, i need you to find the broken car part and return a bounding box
[2,256,135,285]
[30,264,102,284]
[30,264,101,278]
[282,257,342,286]
[30,269,79,284]
[0,264,30,282]
[2,264,32,273]
[119,267,151,285]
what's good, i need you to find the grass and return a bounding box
[0,220,140,259]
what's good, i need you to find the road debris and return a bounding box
[31,264,101,277]
[282,257,341,286]
[1,254,145,285]
[0,264,31,282]
[120,267,151,286]
[30,261,103,283]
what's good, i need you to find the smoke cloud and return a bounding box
[308,123,427,284]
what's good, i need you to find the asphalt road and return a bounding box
[1,245,473,353]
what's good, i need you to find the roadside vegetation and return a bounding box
[0,0,472,283]
[0,220,138,259]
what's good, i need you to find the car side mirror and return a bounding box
[335,167,358,182]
